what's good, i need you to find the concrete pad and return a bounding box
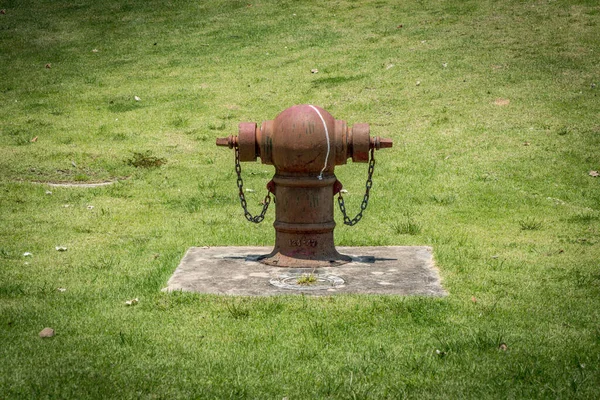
[165,246,446,297]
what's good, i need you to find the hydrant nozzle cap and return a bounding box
[379,138,393,148]
[371,137,393,150]
[216,135,236,149]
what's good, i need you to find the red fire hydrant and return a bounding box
[217,105,392,267]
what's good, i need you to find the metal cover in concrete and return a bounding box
[165,246,446,296]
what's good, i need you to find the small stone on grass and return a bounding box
[39,328,55,338]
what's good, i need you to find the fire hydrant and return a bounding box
[217,105,392,267]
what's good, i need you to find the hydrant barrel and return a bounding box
[216,105,392,268]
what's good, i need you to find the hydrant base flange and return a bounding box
[259,249,352,268]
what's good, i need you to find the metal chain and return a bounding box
[234,145,271,223]
[337,147,375,226]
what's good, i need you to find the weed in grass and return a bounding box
[254,298,285,316]
[0,248,12,259]
[225,300,250,319]
[567,211,599,223]
[558,126,573,136]
[126,151,166,168]
[10,132,32,146]
[296,273,317,285]
[571,237,598,246]
[485,257,507,271]
[112,132,127,141]
[208,121,226,131]
[478,172,499,182]
[0,282,26,297]
[73,173,89,181]
[183,197,204,213]
[107,98,141,113]
[573,269,600,286]
[59,136,75,145]
[430,193,457,205]
[220,113,236,121]
[170,116,189,128]
[307,320,330,340]
[570,367,590,395]
[118,330,140,347]
[74,224,94,234]
[393,219,422,235]
[519,217,544,231]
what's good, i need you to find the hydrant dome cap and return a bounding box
[270,105,336,174]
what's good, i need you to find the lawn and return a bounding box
[1,0,599,398]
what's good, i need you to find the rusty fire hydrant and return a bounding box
[217,105,392,268]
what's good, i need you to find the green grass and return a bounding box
[1,0,600,398]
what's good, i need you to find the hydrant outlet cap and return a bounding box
[238,122,258,162]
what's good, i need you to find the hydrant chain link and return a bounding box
[337,148,376,226]
[235,145,271,223]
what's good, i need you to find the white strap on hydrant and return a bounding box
[308,104,331,180]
